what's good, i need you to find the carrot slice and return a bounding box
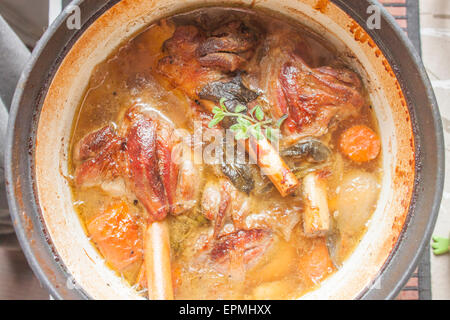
[298,238,335,286]
[87,201,142,271]
[339,125,381,162]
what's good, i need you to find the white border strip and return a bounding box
[421,28,450,40]
[431,80,450,90]
[48,0,63,26]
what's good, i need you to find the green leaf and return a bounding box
[219,98,228,111]
[252,132,263,140]
[248,124,263,141]
[208,114,224,128]
[212,106,222,114]
[213,112,225,121]
[237,117,252,127]
[254,106,264,121]
[255,128,264,140]
[230,124,247,136]
[265,127,273,142]
[234,104,247,113]
[276,114,288,128]
[234,130,249,140]
[229,123,242,132]
[267,128,280,144]
[256,132,264,140]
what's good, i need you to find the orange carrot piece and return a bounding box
[87,201,142,271]
[298,238,335,285]
[339,125,381,162]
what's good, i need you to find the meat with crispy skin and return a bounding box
[157,21,260,98]
[73,126,125,187]
[190,228,274,276]
[197,21,258,56]
[246,31,366,139]
[210,229,273,270]
[74,106,187,222]
[73,125,118,161]
[158,25,223,98]
[124,109,170,221]
[278,57,365,136]
[198,52,245,72]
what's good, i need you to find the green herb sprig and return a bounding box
[208,98,288,143]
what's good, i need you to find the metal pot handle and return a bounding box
[0,14,30,249]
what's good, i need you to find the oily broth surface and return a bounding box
[69,7,382,299]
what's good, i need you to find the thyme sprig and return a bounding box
[208,98,288,143]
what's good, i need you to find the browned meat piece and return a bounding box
[278,57,365,136]
[158,21,259,97]
[73,127,125,187]
[157,55,222,99]
[210,229,273,274]
[200,175,302,241]
[158,25,223,98]
[246,32,365,139]
[73,125,117,161]
[124,110,169,221]
[74,106,197,222]
[163,25,204,59]
[155,120,179,209]
[198,52,245,72]
[186,227,273,277]
[197,21,258,56]
[201,178,257,236]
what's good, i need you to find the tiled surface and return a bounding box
[378,0,423,300]
[381,0,408,29]
[419,0,450,301]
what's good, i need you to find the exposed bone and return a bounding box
[144,221,174,300]
[302,172,330,237]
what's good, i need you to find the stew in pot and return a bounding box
[69,7,382,299]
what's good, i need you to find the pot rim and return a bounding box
[5,0,444,300]
[333,0,444,299]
